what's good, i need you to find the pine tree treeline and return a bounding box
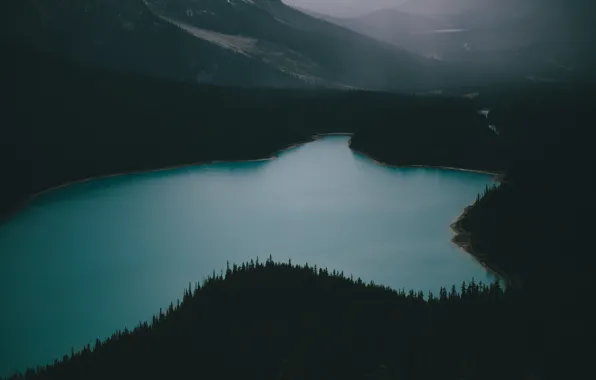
[3,42,498,221]
[455,86,596,293]
[473,183,499,205]
[5,257,560,380]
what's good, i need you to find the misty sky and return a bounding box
[283,0,408,17]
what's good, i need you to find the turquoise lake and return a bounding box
[0,136,497,376]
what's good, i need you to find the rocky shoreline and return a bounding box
[450,206,515,286]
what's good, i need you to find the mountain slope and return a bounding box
[312,9,450,58]
[5,0,306,87]
[398,0,596,72]
[146,0,452,90]
[328,0,595,82]
[5,0,481,91]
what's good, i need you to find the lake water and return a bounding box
[0,136,496,376]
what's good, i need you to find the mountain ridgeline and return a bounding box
[6,0,300,87]
[5,0,486,92]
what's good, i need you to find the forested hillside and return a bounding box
[6,258,583,380]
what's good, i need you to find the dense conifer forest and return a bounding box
[451,85,595,295]
[1,42,490,220]
[3,258,585,380]
[351,82,596,291]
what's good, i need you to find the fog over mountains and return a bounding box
[283,0,409,17]
[7,0,480,92]
[300,0,596,83]
[5,0,595,91]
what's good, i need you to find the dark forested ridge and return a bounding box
[3,258,586,380]
[353,81,596,294]
[1,42,491,221]
[348,98,502,173]
[453,87,596,293]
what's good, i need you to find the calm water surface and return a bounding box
[0,136,496,376]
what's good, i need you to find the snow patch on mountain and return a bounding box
[139,0,354,89]
[185,9,215,17]
[161,16,258,56]
[274,16,297,28]
[177,26,257,56]
[153,11,321,83]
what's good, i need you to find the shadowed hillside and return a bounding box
[353,81,596,302]
[5,258,585,380]
[4,0,305,87]
[453,84,596,292]
[349,96,502,172]
[4,0,482,91]
[326,0,596,83]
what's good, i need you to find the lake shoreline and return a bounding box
[348,141,502,179]
[1,136,510,375]
[349,143,511,283]
[9,135,361,219]
[5,135,505,289]
[22,136,497,211]
[8,259,533,380]
[2,137,323,223]
[449,206,513,285]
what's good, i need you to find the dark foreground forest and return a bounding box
[4,258,591,380]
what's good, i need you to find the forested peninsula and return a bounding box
[3,258,574,380]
